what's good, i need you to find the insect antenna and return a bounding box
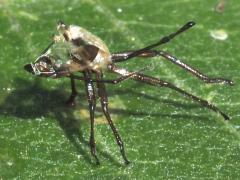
[124,21,195,60]
[41,41,54,55]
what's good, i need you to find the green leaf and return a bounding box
[0,0,239,179]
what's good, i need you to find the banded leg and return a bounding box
[109,64,230,120]
[66,75,78,106]
[95,71,130,165]
[83,71,100,165]
[111,50,233,85]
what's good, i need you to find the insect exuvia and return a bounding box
[24,21,233,165]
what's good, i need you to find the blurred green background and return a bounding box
[0,0,239,179]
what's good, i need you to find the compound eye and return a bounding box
[24,64,34,74]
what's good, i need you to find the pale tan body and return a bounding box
[55,24,112,73]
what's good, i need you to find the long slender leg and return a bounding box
[111,50,233,85]
[71,67,147,84]
[83,70,100,165]
[109,64,230,120]
[120,21,195,60]
[95,71,130,165]
[66,75,78,106]
[111,50,156,62]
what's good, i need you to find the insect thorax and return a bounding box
[49,25,112,73]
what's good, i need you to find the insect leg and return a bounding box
[114,21,195,61]
[95,71,130,165]
[111,50,157,62]
[109,65,230,120]
[83,71,100,165]
[154,50,233,85]
[66,75,78,106]
[111,50,233,85]
[71,67,147,84]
